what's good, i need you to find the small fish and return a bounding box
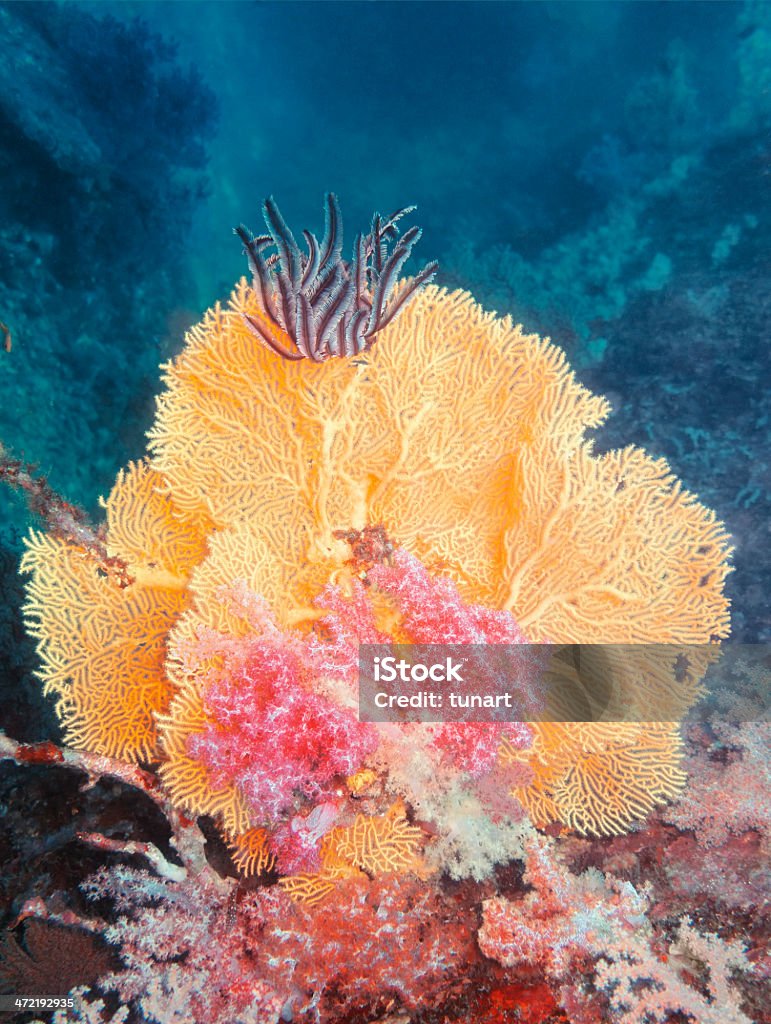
[0,321,11,353]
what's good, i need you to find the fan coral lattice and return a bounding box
[511,721,688,837]
[279,801,428,904]
[20,462,209,759]
[147,274,731,644]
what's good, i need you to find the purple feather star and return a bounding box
[235,193,438,362]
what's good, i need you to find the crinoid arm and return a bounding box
[235,193,438,361]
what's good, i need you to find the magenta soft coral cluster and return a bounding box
[185,548,540,827]
[368,549,531,644]
[307,576,392,682]
[307,549,538,776]
[368,550,539,774]
[186,633,377,823]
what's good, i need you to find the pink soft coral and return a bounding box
[185,628,377,824]
[180,548,539,842]
[368,549,532,645]
[370,550,541,773]
[311,548,540,776]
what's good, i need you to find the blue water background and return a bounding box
[0,0,768,739]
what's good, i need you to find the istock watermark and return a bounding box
[372,654,466,684]
[357,643,770,723]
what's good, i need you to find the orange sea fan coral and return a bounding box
[103,461,212,585]
[227,827,275,877]
[509,722,687,837]
[145,259,730,842]
[322,800,427,878]
[21,461,209,760]
[18,196,734,848]
[503,445,732,643]
[277,874,338,907]
[533,643,716,724]
[280,802,429,905]
[148,279,731,645]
